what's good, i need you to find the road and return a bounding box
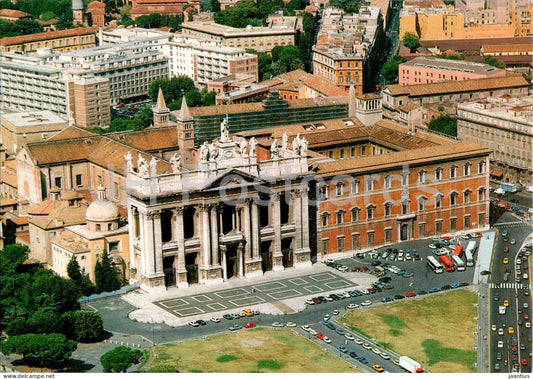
[487,220,532,373]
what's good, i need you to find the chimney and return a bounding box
[348,84,356,117]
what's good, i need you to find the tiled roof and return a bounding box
[482,44,533,53]
[315,141,491,177]
[52,229,90,253]
[48,126,96,142]
[25,137,103,166]
[30,204,88,230]
[0,9,31,18]
[107,127,179,152]
[420,37,533,54]
[0,27,97,46]
[386,74,527,97]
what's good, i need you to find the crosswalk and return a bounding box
[488,282,530,289]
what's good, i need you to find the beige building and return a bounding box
[51,186,130,283]
[457,95,533,185]
[1,111,68,155]
[181,21,297,53]
[0,27,97,53]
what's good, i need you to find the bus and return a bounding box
[453,245,463,256]
[464,241,476,267]
[439,255,455,272]
[451,254,466,271]
[427,256,444,274]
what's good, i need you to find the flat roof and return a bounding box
[2,111,67,127]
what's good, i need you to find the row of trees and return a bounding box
[0,0,74,33]
[148,76,216,110]
[120,13,183,29]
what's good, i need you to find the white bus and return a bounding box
[451,254,466,271]
[464,241,476,267]
[427,256,444,274]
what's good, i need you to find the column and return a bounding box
[172,207,185,270]
[142,210,155,277]
[200,205,211,268]
[243,200,252,259]
[139,209,148,277]
[272,191,283,271]
[127,205,136,281]
[301,187,310,250]
[251,200,260,259]
[220,245,227,280]
[210,205,219,265]
[292,189,302,251]
[152,210,163,275]
[237,242,244,277]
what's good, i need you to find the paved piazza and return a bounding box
[154,272,356,318]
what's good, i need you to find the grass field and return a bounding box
[338,288,478,373]
[144,328,363,373]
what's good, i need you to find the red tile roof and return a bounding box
[0,27,97,46]
[0,9,31,18]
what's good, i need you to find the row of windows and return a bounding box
[321,188,486,226]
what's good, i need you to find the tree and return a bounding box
[40,11,56,21]
[0,244,28,276]
[402,32,420,53]
[67,255,94,296]
[100,346,143,373]
[30,269,80,313]
[61,310,104,342]
[381,55,406,84]
[120,4,132,16]
[1,333,77,368]
[26,310,64,334]
[94,249,121,294]
[482,56,506,69]
[428,115,457,137]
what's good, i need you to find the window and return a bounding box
[418,223,426,237]
[109,241,119,251]
[402,173,409,186]
[367,231,374,247]
[322,239,329,254]
[350,180,359,194]
[418,170,426,184]
[351,207,360,222]
[450,218,457,232]
[384,175,392,189]
[97,175,102,184]
[318,185,328,200]
[450,165,457,178]
[450,192,458,206]
[352,233,360,250]
[321,212,329,227]
[436,220,442,234]
[336,210,345,224]
[351,148,355,157]
[361,146,366,155]
[96,224,101,232]
[478,160,485,173]
[464,190,471,204]
[340,149,345,159]
[464,215,471,228]
[365,177,374,192]
[385,229,392,244]
[418,196,426,211]
[336,182,344,196]
[435,167,442,181]
[366,205,375,220]
[337,236,345,252]
[478,188,485,201]
[435,194,442,208]
[76,174,82,187]
[54,177,62,188]
[401,200,409,215]
[114,182,119,199]
[463,162,471,176]
[478,213,485,227]
[384,202,392,217]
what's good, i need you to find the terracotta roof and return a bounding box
[398,103,420,112]
[27,199,58,215]
[386,74,527,97]
[10,217,28,226]
[106,127,179,152]
[304,75,347,97]
[420,37,533,54]
[315,141,491,177]
[131,5,186,15]
[0,9,31,18]
[48,126,96,142]
[24,137,102,166]
[0,27,97,46]
[482,44,533,54]
[35,19,58,26]
[52,229,90,253]
[87,1,106,12]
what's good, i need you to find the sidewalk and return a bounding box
[473,231,495,284]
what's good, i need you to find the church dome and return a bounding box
[85,185,119,223]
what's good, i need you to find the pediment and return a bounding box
[200,168,264,191]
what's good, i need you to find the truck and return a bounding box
[399,356,423,373]
[499,306,507,315]
[500,183,519,193]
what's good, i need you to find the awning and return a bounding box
[490,169,503,178]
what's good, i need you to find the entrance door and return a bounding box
[260,241,272,272]
[400,224,408,241]
[226,245,238,279]
[185,253,198,284]
[163,256,176,287]
[281,238,293,268]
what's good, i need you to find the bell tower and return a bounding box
[176,96,195,163]
[152,88,170,128]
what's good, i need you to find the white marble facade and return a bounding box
[125,128,313,292]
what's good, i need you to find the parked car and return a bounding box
[229,324,242,331]
[244,322,255,328]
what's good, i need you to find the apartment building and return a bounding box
[0,27,97,53]
[398,56,507,86]
[457,95,533,185]
[130,0,201,20]
[181,21,297,53]
[312,6,384,94]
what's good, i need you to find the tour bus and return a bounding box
[439,255,455,272]
[427,256,444,274]
[464,241,476,267]
[451,254,466,271]
[453,245,463,256]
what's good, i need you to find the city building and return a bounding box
[86,1,106,28]
[130,0,201,20]
[51,185,130,283]
[0,9,32,23]
[457,95,533,185]
[398,56,507,86]
[0,27,97,53]
[0,111,68,155]
[312,6,385,94]
[181,21,297,53]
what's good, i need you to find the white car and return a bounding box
[363,343,372,350]
[397,252,404,261]
[429,244,437,249]
[333,309,340,315]
[361,300,372,306]
[525,322,531,329]
[324,314,331,321]
[380,352,390,360]
[323,336,332,344]
[305,299,315,305]
[210,317,220,323]
[308,329,317,336]
[492,324,496,331]
[347,303,359,309]
[498,341,504,348]
[272,322,284,327]
[354,338,363,345]
[360,289,370,295]
[301,324,311,331]
[188,321,200,327]
[342,292,351,299]
[285,322,297,327]
[345,334,355,340]
[498,328,504,335]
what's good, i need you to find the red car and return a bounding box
[312,297,322,304]
[522,358,528,366]
[367,288,376,294]
[316,332,324,339]
[475,232,483,237]
[442,236,452,241]
[524,314,529,320]
[117,103,125,108]
[244,322,256,328]
[406,292,417,297]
